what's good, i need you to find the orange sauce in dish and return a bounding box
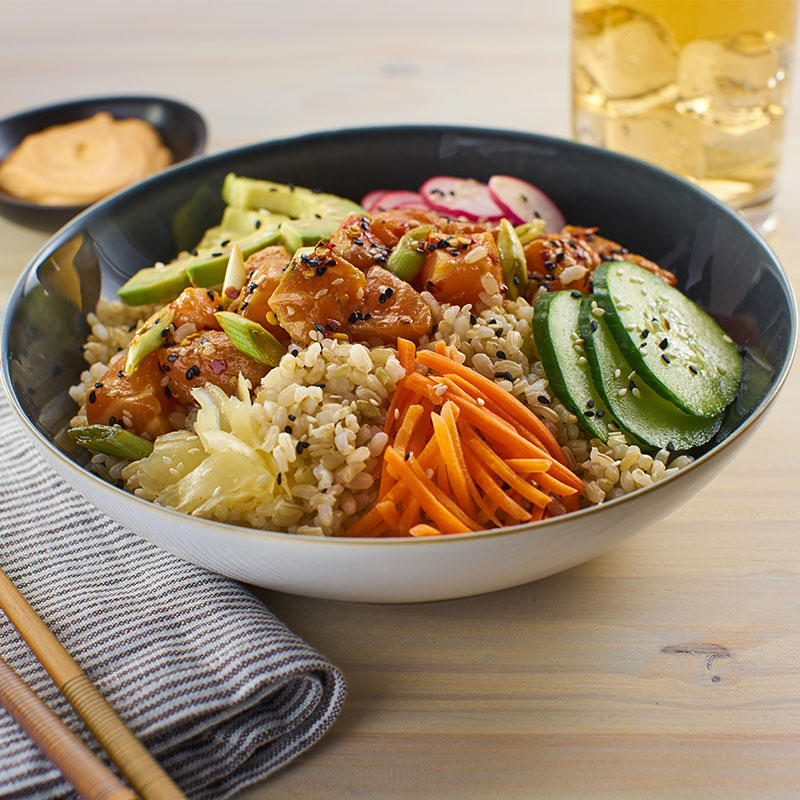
[0,111,172,205]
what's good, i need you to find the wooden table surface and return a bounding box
[2,2,799,797]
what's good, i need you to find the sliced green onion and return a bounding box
[215,311,286,366]
[497,219,527,300]
[222,244,247,303]
[515,218,547,246]
[125,307,174,375]
[68,425,154,460]
[385,224,434,282]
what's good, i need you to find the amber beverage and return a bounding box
[572,0,798,231]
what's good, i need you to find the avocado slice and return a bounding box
[118,262,192,306]
[222,174,364,218]
[279,216,343,253]
[118,222,283,305]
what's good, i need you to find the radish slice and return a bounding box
[361,190,390,212]
[419,176,504,221]
[372,190,427,211]
[487,175,565,232]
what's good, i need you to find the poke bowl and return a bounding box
[1,126,795,603]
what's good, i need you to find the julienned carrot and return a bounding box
[383,447,474,534]
[398,338,416,375]
[461,426,552,508]
[442,379,583,492]
[505,458,550,473]
[462,448,530,522]
[404,455,480,531]
[532,470,578,497]
[376,500,401,532]
[434,340,449,356]
[394,404,424,456]
[431,412,474,517]
[415,350,567,464]
[399,496,421,531]
[410,523,442,537]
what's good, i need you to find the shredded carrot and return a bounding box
[397,338,416,375]
[376,500,401,532]
[431,411,474,517]
[352,341,588,538]
[505,458,550,473]
[415,350,568,464]
[394,404,424,456]
[410,523,443,537]
[383,447,474,534]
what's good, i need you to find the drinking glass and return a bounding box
[572,0,798,232]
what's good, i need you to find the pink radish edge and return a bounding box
[487,174,565,231]
[419,176,503,221]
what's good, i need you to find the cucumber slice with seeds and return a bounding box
[579,297,722,451]
[532,291,619,443]
[593,261,742,418]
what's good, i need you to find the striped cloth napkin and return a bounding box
[0,394,346,800]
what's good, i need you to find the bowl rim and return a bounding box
[2,123,797,547]
[0,93,208,213]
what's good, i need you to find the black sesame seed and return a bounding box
[190,249,198,256]
[207,290,215,300]
[363,313,372,321]
[426,280,435,290]
[325,324,335,332]
[378,293,387,304]
[165,386,172,399]
[353,238,365,246]
[537,395,550,405]
[513,275,520,286]
[285,426,293,434]
[167,353,178,362]
[220,239,230,247]
[585,410,595,417]
[544,261,555,271]
[88,390,96,404]
[595,410,605,418]
[587,399,595,408]
[496,350,507,359]
[495,328,504,337]
[162,364,170,372]
[404,452,411,461]
[254,220,262,229]
[348,312,359,324]
[211,251,222,257]
[291,349,299,356]
[666,441,675,452]
[629,379,636,391]
[555,252,566,262]
[501,483,510,491]
[128,323,137,332]
[296,442,304,454]
[186,365,200,380]
[590,320,598,332]
[689,365,698,375]
[661,353,671,364]
[641,329,649,339]
[325,259,337,267]
[288,414,296,421]
[385,287,394,298]
[118,370,124,378]
[108,416,117,426]
[276,472,282,485]
[570,291,582,299]
[659,338,669,350]
[470,314,477,325]
[314,383,326,388]
[312,322,326,334]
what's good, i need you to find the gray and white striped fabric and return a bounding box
[0,395,346,799]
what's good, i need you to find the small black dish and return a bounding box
[0,95,207,230]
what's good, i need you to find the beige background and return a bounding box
[1,2,799,797]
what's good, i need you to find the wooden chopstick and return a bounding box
[0,567,187,800]
[0,654,138,800]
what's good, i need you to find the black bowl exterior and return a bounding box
[0,95,207,229]
[2,126,796,495]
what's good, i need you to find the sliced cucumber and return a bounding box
[593,261,742,418]
[579,297,722,451]
[533,291,618,442]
